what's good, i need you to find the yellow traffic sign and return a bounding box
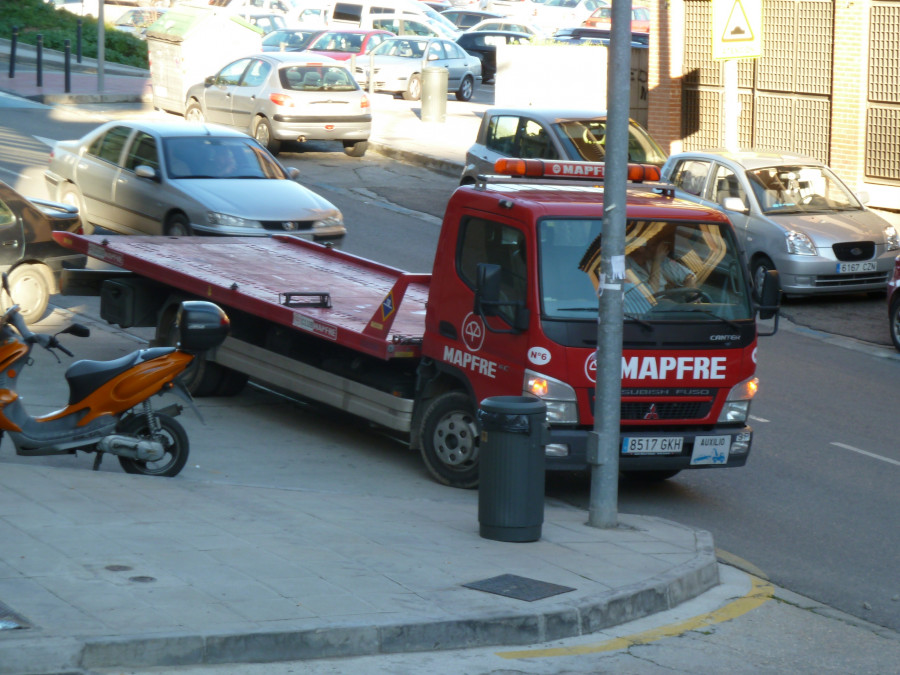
[712,0,763,60]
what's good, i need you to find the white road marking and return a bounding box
[831,442,900,467]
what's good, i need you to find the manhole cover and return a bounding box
[0,600,30,631]
[463,574,575,602]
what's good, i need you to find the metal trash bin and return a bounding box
[420,65,447,123]
[477,396,547,542]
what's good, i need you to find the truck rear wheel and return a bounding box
[418,392,479,489]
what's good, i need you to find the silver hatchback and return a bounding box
[184,52,371,157]
[661,150,900,296]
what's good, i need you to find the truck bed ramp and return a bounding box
[53,234,429,361]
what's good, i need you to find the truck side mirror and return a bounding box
[756,269,781,335]
[474,263,530,333]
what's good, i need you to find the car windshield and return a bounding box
[746,164,861,214]
[309,31,365,53]
[540,218,753,321]
[163,137,287,180]
[373,38,427,58]
[556,119,667,166]
[279,65,358,91]
[262,30,316,49]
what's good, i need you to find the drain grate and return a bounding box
[0,600,30,631]
[463,574,575,602]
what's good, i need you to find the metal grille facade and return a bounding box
[682,0,833,162]
[867,3,900,182]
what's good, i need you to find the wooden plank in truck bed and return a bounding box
[53,233,429,361]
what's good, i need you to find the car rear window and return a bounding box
[279,65,359,91]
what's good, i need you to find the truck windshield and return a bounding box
[539,218,754,322]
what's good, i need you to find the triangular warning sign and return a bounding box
[722,0,754,42]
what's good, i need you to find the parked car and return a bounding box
[231,9,287,34]
[369,13,462,39]
[0,181,86,324]
[886,259,900,350]
[531,0,608,32]
[582,5,650,32]
[465,18,546,37]
[460,107,666,183]
[112,8,167,38]
[455,30,532,84]
[183,52,371,157]
[661,150,900,296]
[551,26,649,45]
[261,28,327,52]
[355,36,482,101]
[441,8,502,29]
[44,120,345,244]
[305,29,393,61]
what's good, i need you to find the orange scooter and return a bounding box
[0,277,229,477]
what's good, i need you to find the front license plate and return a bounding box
[836,261,877,274]
[622,437,683,455]
[690,435,731,465]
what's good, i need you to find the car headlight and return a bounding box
[785,230,816,255]
[718,376,758,423]
[207,212,263,230]
[313,212,344,230]
[885,225,900,251]
[523,369,578,425]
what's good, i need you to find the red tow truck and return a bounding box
[55,159,780,488]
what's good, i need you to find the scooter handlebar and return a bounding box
[4,305,75,358]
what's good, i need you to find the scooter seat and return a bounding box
[65,347,176,406]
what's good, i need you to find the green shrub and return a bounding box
[0,0,148,69]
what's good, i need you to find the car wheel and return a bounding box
[2,263,52,325]
[165,213,192,236]
[889,296,900,352]
[402,73,422,101]
[60,183,87,218]
[752,255,777,294]
[342,140,368,157]
[252,116,281,155]
[455,75,474,102]
[184,99,204,123]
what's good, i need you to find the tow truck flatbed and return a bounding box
[53,233,429,361]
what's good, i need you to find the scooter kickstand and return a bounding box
[92,452,104,471]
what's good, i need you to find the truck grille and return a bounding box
[589,389,715,421]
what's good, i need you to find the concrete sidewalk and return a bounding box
[0,47,720,675]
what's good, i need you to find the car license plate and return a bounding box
[690,435,731,465]
[621,437,683,455]
[836,261,877,274]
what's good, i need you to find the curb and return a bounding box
[0,525,718,673]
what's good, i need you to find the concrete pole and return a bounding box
[588,0,631,529]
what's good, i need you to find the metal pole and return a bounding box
[64,40,71,93]
[588,0,632,529]
[97,2,105,92]
[723,58,739,151]
[8,27,17,79]
[77,19,83,64]
[36,34,43,88]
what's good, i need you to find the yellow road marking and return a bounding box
[497,574,773,659]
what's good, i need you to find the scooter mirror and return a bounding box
[61,323,90,338]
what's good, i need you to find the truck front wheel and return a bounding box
[418,392,479,489]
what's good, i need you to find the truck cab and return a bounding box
[417,159,779,487]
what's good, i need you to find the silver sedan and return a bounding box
[184,52,371,157]
[355,36,482,101]
[661,149,900,296]
[44,120,345,244]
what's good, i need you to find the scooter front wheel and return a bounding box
[116,413,189,478]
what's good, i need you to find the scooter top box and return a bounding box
[177,301,230,352]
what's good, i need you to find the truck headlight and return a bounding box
[885,225,899,251]
[718,376,758,423]
[207,212,263,230]
[785,230,816,255]
[523,369,578,425]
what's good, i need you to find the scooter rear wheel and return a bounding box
[116,413,189,478]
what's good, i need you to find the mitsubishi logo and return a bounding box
[643,404,660,420]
